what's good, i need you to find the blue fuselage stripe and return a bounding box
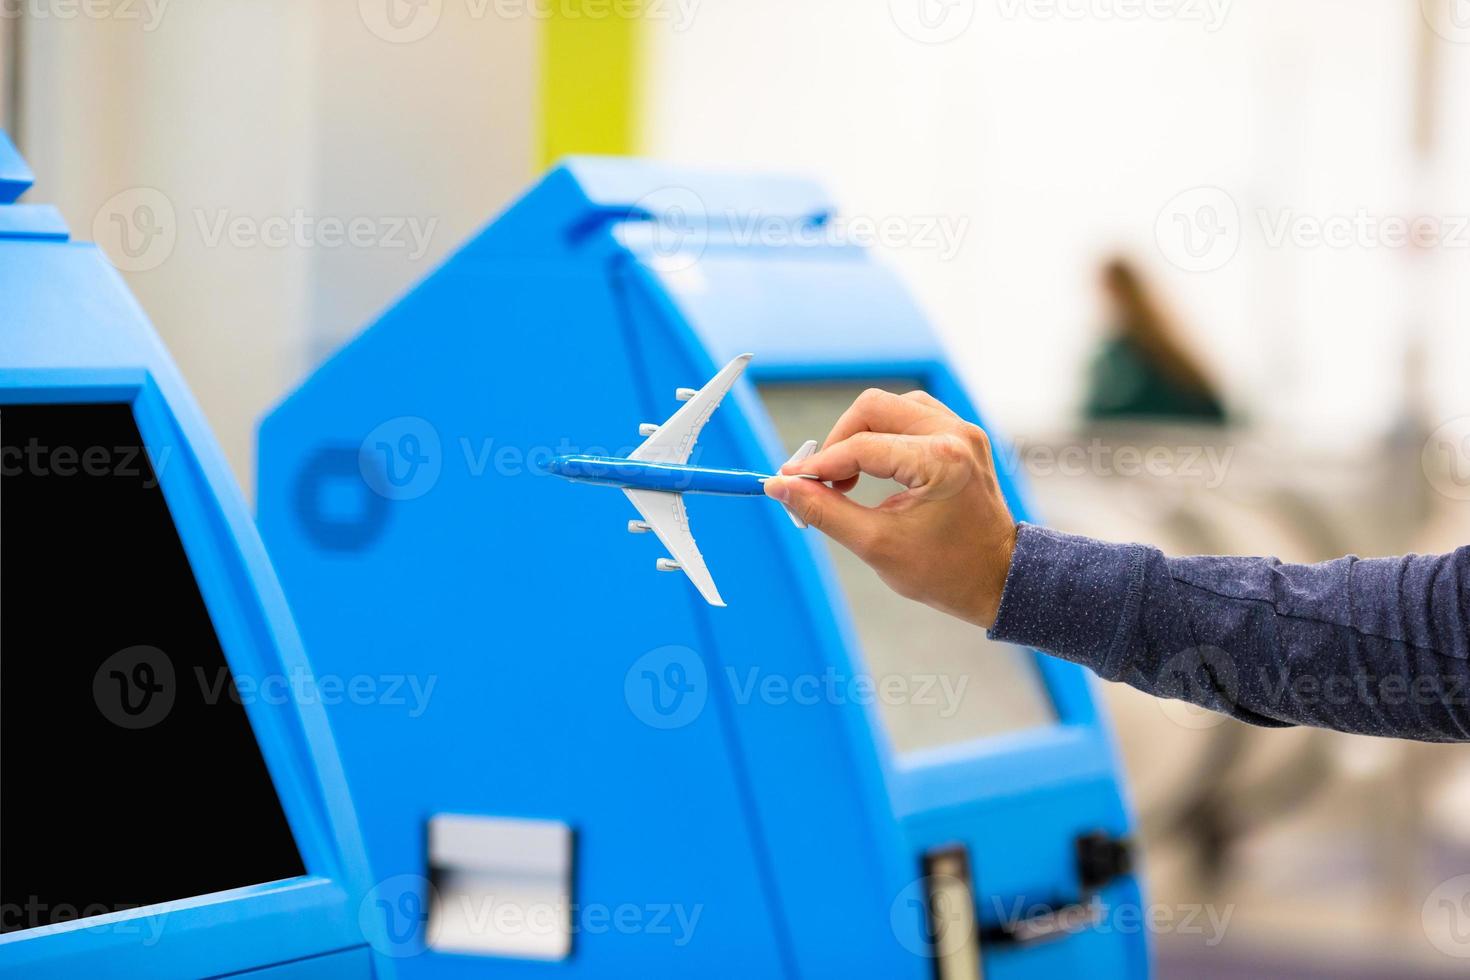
[549,455,770,496]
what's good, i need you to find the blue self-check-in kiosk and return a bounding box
[257,159,1150,978]
[0,133,386,979]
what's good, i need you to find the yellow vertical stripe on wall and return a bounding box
[539,1,642,168]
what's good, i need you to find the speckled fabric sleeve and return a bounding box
[988,522,1470,742]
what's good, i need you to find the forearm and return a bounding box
[989,524,1470,741]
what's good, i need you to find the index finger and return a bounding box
[820,388,952,451]
[792,431,957,494]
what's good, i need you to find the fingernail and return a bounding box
[766,477,790,502]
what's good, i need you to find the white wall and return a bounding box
[642,0,1434,445]
[12,1,1467,478]
[16,2,537,493]
[305,3,537,363]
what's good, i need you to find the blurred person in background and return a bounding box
[1086,258,1227,424]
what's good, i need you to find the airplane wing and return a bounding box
[622,488,725,607]
[628,353,753,464]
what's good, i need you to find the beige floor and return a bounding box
[1023,423,1470,978]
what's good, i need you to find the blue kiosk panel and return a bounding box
[258,159,1150,978]
[0,133,381,980]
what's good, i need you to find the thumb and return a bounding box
[766,476,882,556]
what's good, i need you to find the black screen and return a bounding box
[0,403,305,932]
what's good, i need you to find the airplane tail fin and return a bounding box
[779,440,819,529]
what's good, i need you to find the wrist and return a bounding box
[973,520,1018,629]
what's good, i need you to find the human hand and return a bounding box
[763,389,1017,628]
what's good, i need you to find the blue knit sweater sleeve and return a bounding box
[987,523,1470,741]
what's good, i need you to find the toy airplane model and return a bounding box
[547,354,816,607]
